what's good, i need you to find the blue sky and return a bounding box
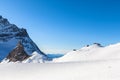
[0,0,120,53]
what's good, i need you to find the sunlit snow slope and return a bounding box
[54,43,120,62]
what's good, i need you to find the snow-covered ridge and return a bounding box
[54,43,120,62]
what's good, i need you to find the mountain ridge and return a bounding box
[0,16,47,61]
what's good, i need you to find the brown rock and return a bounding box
[6,41,30,62]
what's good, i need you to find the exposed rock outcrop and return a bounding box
[6,41,30,62]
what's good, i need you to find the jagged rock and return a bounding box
[73,49,76,51]
[6,41,30,62]
[86,45,89,47]
[93,43,102,47]
[0,18,9,25]
[15,28,28,37]
[0,16,2,19]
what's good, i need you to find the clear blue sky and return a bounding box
[0,0,120,53]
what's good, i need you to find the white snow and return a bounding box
[54,43,120,62]
[23,52,44,63]
[0,59,120,80]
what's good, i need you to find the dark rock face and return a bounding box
[0,17,9,25]
[73,49,76,51]
[0,16,2,19]
[93,43,102,47]
[6,41,30,62]
[86,45,89,47]
[15,28,28,37]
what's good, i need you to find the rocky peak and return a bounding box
[0,17,28,42]
[93,43,102,47]
[0,16,10,26]
[16,41,24,49]
[0,15,2,19]
[6,41,30,62]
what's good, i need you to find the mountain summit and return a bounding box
[0,16,47,61]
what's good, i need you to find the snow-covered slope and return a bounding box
[54,43,120,62]
[0,59,120,80]
[0,16,47,61]
[23,52,44,63]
